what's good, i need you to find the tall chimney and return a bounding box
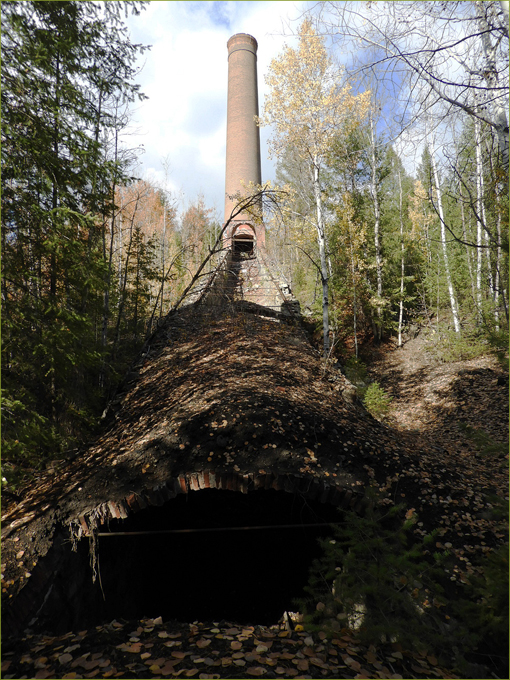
[224,33,265,248]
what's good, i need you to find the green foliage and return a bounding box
[1,392,57,474]
[457,423,508,459]
[298,499,449,656]
[451,544,509,679]
[343,357,368,386]
[425,322,490,363]
[362,381,393,420]
[1,1,150,488]
[299,488,509,676]
[484,326,509,370]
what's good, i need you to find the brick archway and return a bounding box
[232,223,256,255]
[72,470,369,538]
[5,471,369,635]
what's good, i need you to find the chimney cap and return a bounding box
[227,33,258,55]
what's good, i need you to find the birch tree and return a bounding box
[429,140,461,333]
[312,1,509,170]
[257,18,369,357]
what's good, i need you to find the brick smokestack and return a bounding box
[224,33,265,248]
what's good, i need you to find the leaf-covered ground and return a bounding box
[365,330,508,585]
[1,616,460,680]
[2,307,508,679]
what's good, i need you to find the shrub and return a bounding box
[298,499,449,657]
[458,423,508,459]
[298,491,509,677]
[425,322,489,363]
[363,381,392,420]
[343,357,368,386]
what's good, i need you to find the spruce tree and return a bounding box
[1,1,149,485]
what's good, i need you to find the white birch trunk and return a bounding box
[475,0,509,170]
[459,181,476,307]
[430,147,461,333]
[474,115,484,321]
[313,163,330,357]
[369,111,383,341]
[397,169,405,348]
[350,237,359,359]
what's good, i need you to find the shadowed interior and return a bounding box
[233,233,254,255]
[26,489,341,633]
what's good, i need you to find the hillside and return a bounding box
[2,305,508,679]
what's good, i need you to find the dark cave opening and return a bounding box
[232,234,254,256]
[30,489,341,633]
[95,490,339,626]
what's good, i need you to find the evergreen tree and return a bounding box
[1,1,149,485]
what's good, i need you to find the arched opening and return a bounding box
[232,225,255,258]
[233,233,254,255]
[22,489,342,633]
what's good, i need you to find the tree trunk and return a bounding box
[369,111,383,342]
[474,114,484,321]
[313,163,330,358]
[397,169,405,348]
[430,147,461,333]
[475,0,509,170]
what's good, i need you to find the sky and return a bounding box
[124,1,309,221]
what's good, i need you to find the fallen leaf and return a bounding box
[59,653,74,665]
[365,651,378,664]
[247,666,267,676]
[230,641,242,650]
[161,661,181,675]
[344,657,361,672]
[196,639,211,649]
[411,664,432,674]
[310,657,328,669]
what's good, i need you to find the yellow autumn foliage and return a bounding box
[258,18,370,165]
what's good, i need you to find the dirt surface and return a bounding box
[366,330,508,447]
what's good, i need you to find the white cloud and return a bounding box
[123,1,306,218]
